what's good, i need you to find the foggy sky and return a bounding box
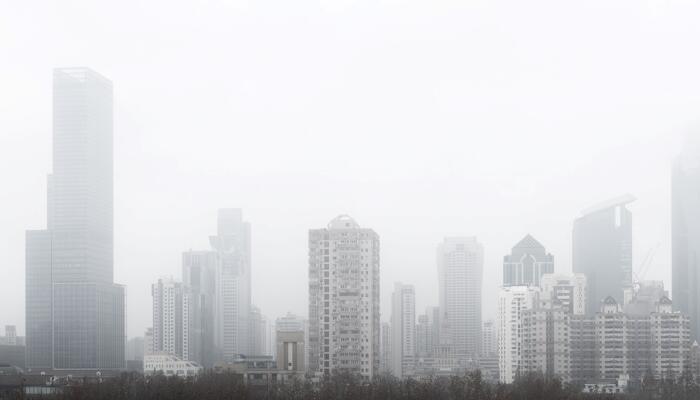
[1,0,699,338]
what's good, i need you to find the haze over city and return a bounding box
[2,1,700,397]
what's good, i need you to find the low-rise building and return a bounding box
[143,353,203,377]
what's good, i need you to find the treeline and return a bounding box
[9,370,700,400]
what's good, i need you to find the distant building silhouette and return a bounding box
[503,234,553,287]
[573,195,634,315]
[437,237,483,360]
[390,282,416,378]
[25,68,125,372]
[673,136,700,340]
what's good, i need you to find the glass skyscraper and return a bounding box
[572,195,634,315]
[672,136,700,340]
[25,68,125,372]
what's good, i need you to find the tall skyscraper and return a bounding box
[503,234,554,287]
[437,237,483,360]
[308,215,380,379]
[672,136,700,340]
[26,68,125,372]
[182,251,217,366]
[573,195,634,315]
[209,209,251,361]
[390,282,416,377]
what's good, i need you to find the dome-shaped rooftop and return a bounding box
[328,215,360,230]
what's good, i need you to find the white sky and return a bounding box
[1,0,699,338]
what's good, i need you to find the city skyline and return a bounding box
[2,1,699,345]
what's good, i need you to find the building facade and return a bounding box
[182,250,217,367]
[672,136,700,341]
[437,237,483,361]
[210,209,252,360]
[308,215,380,379]
[25,68,125,372]
[540,273,587,315]
[573,195,634,315]
[390,282,416,377]
[498,286,540,383]
[503,235,554,287]
[518,295,690,383]
[152,278,191,360]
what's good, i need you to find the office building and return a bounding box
[390,282,416,377]
[210,209,252,360]
[573,195,634,315]
[437,237,483,361]
[503,234,554,287]
[308,215,380,379]
[182,250,217,366]
[673,136,700,340]
[25,68,125,372]
[250,305,272,356]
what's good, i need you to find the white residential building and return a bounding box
[391,282,416,377]
[308,215,380,379]
[437,237,483,360]
[152,278,191,360]
[540,273,587,315]
[498,285,540,383]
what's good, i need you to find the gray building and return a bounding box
[573,195,634,315]
[503,234,554,287]
[276,331,305,372]
[390,282,416,377]
[182,251,217,367]
[210,209,252,361]
[25,68,125,372]
[672,136,700,340]
[308,215,380,379]
[437,237,483,360]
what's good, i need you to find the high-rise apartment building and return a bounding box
[209,209,252,360]
[308,215,380,379]
[151,278,190,360]
[498,285,540,383]
[672,136,700,340]
[519,295,690,383]
[437,237,483,360]
[390,282,416,377]
[540,273,587,315]
[25,68,125,372]
[503,235,554,287]
[573,195,634,315]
